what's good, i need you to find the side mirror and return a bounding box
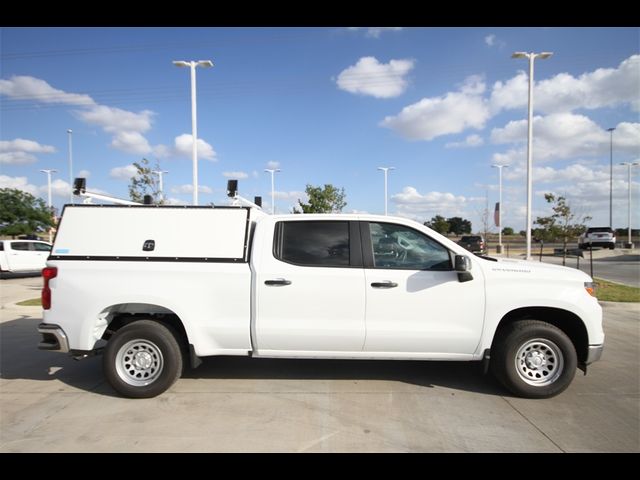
[455,254,473,283]
[455,255,471,272]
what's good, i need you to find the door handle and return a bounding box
[265,279,292,286]
[371,281,398,289]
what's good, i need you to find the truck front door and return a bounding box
[361,221,485,355]
[254,220,365,354]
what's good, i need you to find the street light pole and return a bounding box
[377,167,395,216]
[40,169,58,242]
[512,51,553,260]
[152,169,169,201]
[67,129,73,205]
[491,164,509,254]
[173,60,214,206]
[264,168,281,214]
[620,162,639,248]
[607,127,616,229]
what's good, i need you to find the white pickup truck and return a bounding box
[1,239,52,274]
[38,204,604,399]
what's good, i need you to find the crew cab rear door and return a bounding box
[254,219,365,354]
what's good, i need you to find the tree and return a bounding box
[502,227,515,236]
[128,158,164,204]
[424,215,450,235]
[447,216,472,235]
[0,188,55,238]
[535,193,592,265]
[297,184,346,213]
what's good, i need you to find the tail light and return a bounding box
[42,267,57,310]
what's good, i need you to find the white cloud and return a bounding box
[491,114,640,161]
[490,54,640,114]
[484,34,505,48]
[348,27,403,38]
[0,175,38,195]
[109,165,138,181]
[164,197,189,206]
[0,175,71,200]
[77,169,91,178]
[76,104,155,156]
[110,131,152,155]
[0,138,56,154]
[273,190,307,202]
[77,105,154,134]
[173,134,217,161]
[222,171,249,179]
[0,138,56,165]
[0,76,159,157]
[445,134,484,148]
[0,75,95,106]
[336,56,414,99]
[252,170,259,178]
[40,179,71,198]
[381,75,490,140]
[391,186,474,220]
[0,151,37,165]
[266,161,280,169]
[170,184,214,195]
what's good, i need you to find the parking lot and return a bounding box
[1,276,638,452]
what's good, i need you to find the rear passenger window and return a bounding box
[11,242,30,251]
[276,221,350,267]
[33,243,52,252]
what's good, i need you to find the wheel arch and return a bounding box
[492,307,589,364]
[98,303,189,351]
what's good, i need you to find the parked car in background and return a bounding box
[579,227,616,250]
[458,235,487,255]
[0,239,52,274]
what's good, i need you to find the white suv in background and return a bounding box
[579,227,616,250]
[0,239,52,274]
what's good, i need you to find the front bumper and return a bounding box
[37,323,69,353]
[585,344,604,365]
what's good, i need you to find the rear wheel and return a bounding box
[103,320,183,398]
[491,320,577,398]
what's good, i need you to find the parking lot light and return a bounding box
[620,162,639,248]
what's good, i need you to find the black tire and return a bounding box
[103,320,183,398]
[491,320,577,399]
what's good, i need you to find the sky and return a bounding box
[1,27,639,232]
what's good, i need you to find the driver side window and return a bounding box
[369,222,452,270]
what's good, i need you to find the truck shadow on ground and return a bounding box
[1,318,506,398]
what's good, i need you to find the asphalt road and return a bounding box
[0,276,638,452]
[537,253,640,287]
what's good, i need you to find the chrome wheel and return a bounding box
[115,339,164,387]
[514,338,564,387]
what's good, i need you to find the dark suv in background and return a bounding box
[458,235,487,255]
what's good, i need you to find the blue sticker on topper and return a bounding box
[55,248,70,254]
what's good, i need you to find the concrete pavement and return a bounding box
[0,276,638,452]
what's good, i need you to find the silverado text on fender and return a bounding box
[38,204,604,398]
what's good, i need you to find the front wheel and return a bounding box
[103,320,183,398]
[491,320,577,398]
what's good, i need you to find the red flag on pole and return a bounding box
[494,202,500,227]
